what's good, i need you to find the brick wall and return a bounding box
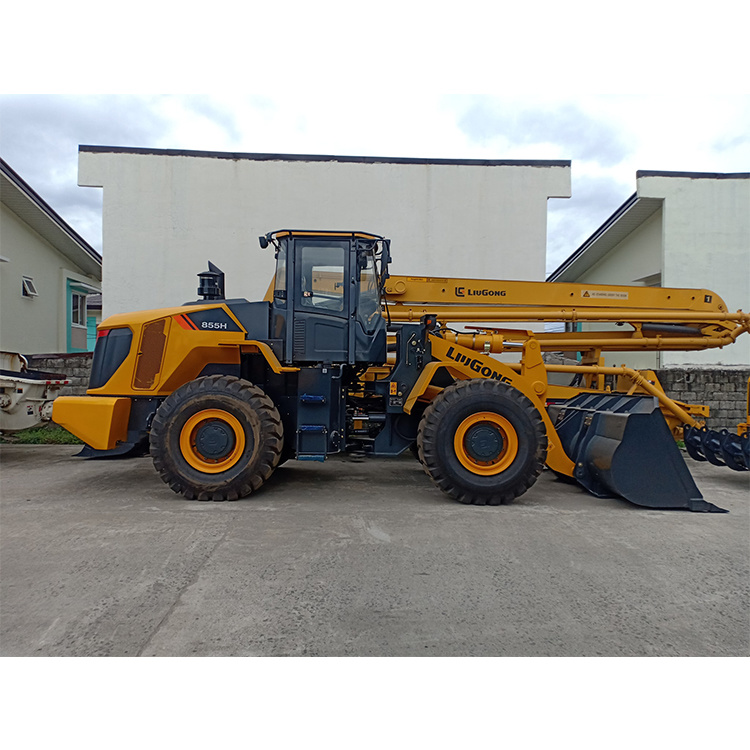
[654,368,750,428]
[26,352,93,397]
[19,353,750,429]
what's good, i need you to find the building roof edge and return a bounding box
[0,157,102,270]
[546,192,640,282]
[79,145,571,169]
[636,170,750,180]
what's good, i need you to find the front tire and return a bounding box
[418,379,547,505]
[150,375,283,500]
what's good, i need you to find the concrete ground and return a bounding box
[1,444,748,657]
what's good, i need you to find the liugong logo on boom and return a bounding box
[445,346,512,383]
[454,286,506,298]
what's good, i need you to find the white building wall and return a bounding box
[577,210,663,287]
[79,149,571,317]
[0,204,90,354]
[575,210,664,369]
[637,174,750,366]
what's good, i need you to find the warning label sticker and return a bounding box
[581,289,629,300]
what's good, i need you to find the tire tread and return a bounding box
[150,375,283,501]
[417,379,547,506]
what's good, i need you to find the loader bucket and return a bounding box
[553,394,726,513]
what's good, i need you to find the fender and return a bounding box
[240,341,300,374]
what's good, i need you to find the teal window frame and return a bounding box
[67,280,95,353]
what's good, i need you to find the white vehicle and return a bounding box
[0,352,69,432]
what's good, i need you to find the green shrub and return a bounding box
[0,424,83,444]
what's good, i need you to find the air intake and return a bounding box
[198,262,225,300]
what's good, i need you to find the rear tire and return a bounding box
[409,442,422,463]
[150,375,283,500]
[418,379,547,505]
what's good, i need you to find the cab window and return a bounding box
[298,244,346,312]
[274,243,287,298]
[357,251,381,333]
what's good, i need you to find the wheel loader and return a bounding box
[52,230,750,512]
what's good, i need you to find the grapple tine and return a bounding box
[683,425,708,463]
[701,428,728,467]
[719,430,749,472]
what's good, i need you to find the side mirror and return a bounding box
[259,236,269,249]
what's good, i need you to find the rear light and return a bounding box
[89,328,133,389]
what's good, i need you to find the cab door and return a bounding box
[292,239,351,363]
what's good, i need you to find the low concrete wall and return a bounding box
[655,367,750,428]
[26,352,93,397]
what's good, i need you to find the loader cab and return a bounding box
[263,230,389,366]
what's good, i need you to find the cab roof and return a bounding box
[265,229,385,242]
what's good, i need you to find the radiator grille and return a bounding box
[133,318,167,389]
[293,319,306,358]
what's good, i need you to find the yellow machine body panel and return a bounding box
[53,396,131,451]
[88,303,247,397]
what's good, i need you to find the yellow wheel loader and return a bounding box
[53,230,750,511]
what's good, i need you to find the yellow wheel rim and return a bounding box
[454,411,518,476]
[179,409,246,474]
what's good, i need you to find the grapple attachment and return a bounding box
[684,425,749,472]
[553,394,726,513]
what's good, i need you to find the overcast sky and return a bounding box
[1,93,748,276]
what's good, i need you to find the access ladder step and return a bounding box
[299,393,327,404]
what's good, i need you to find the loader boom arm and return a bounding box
[384,275,750,354]
[385,275,731,312]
